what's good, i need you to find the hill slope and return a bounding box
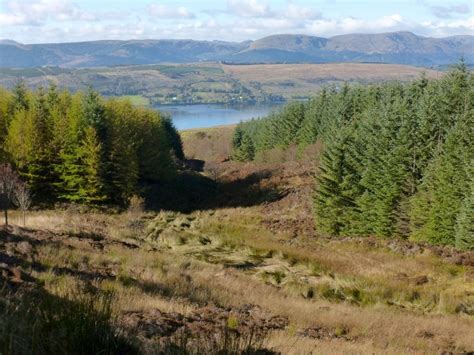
[0,31,472,68]
[0,63,443,104]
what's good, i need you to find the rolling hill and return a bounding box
[0,63,443,104]
[0,31,472,68]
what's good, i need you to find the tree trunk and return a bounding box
[23,210,26,227]
[4,208,7,226]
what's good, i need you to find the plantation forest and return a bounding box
[232,64,473,249]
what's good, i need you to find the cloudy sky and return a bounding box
[0,0,473,43]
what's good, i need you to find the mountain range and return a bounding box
[0,31,472,68]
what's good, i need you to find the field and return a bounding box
[0,62,442,105]
[2,126,473,353]
[119,95,151,106]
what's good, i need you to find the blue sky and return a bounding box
[0,0,472,43]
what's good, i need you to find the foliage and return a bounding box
[232,64,474,248]
[0,85,184,207]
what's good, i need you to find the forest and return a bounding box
[0,83,183,206]
[232,63,473,249]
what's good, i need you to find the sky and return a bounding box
[0,0,473,43]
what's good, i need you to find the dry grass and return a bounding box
[223,63,443,83]
[5,205,474,353]
[180,125,236,162]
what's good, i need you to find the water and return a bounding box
[153,103,284,130]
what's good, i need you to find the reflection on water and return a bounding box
[153,103,284,130]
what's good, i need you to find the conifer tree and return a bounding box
[103,101,139,204]
[232,131,255,162]
[410,122,472,245]
[162,117,184,160]
[11,80,29,113]
[314,127,362,235]
[0,88,11,163]
[455,162,474,250]
[77,126,106,204]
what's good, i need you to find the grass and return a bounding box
[0,285,131,354]
[4,110,471,353]
[180,125,235,161]
[119,95,150,106]
[4,205,474,353]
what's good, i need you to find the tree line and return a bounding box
[0,83,184,207]
[232,64,473,249]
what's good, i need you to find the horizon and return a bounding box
[0,0,473,44]
[2,29,474,45]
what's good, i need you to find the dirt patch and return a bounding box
[121,304,288,352]
[298,325,354,341]
[181,126,235,163]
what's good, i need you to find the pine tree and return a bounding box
[77,126,107,204]
[279,102,306,147]
[11,80,29,113]
[5,109,36,177]
[314,127,362,236]
[232,131,255,162]
[134,109,174,182]
[103,101,139,205]
[24,87,55,200]
[410,122,472,245]
[455,162,474,250]
[54,93,85,202]
[82,88,107,140]
[0,87,12,163]
[356,98,412,237]
[162,117,184,160]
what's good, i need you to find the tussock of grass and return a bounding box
[0,286,131,354]
[4,208,474,353]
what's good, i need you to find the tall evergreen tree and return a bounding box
[314,127,362,236]
[77,126,107,204]
[455,161,474,250]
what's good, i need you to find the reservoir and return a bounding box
[154,103,284,130]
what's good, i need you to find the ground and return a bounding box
[1,126,473,354]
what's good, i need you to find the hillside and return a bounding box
[0,31,472,68]
[0,62,442,104]
[2,124,473,353]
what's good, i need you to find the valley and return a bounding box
[1,1,473,353]
[1,125,473,353]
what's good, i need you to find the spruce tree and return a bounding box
[233,131,255,162]
[410,122,472,245]
[77,126,106,204]
[103,101,139,205]
[0,88,11,163]
[11,80,29,113]
[314,127,362,236]
[455,162,474,250]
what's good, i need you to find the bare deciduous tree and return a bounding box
[0,164,20,226]
[13,182,32,227]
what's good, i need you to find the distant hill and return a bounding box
[0,62,443,105]
[0,32,472,68]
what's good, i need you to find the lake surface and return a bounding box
[154,103,284,130]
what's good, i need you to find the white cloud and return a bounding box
[0,12,26,26]
[306,14,417,37]
[421,16,474,36]
[0,0,95,26]
[285,2,321,20]
[227,0,272,18]
[147,4,195,19]
[431,3,471,19]
[0,1,472,43]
